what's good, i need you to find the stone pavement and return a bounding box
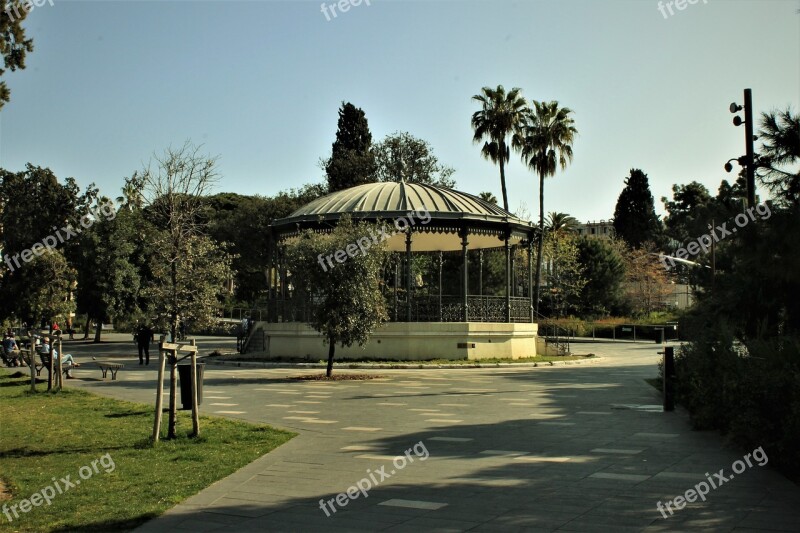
[65,341,800,532]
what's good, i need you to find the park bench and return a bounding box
[96,361,124,380]
[36,352,72,378]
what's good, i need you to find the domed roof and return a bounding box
[280,182,521,223]
[272,182,534,252]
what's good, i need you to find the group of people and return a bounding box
[1,331,79,378]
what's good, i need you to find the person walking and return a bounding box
[136,324,154,365]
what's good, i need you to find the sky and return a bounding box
[1,0,798,223]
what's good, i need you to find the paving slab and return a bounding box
[59,339,800,532]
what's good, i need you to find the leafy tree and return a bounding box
[143,234,234,334]
[540,233,585,318]
[137,143,234,440]
[204,184,327,305]
[671,196,800,475]
[0,1,35,110]
[0,165,96,322]
[519,100,577,315]
[576,237,626,317]
[661,181,714,244]
[323,102,377,192]
[10,249,76,328]
[613,169,662,248]
[621,244,672,316]
[0,164,96,255]
[75,202,142,342]
[715,175,749,213]
[373,132,455,188]
[138,142,233,341]
[471,85,528,211]
[286,217,389,377]
[756,107,800,207]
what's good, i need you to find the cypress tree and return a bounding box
[325,102,377,192]
[613,168,662,248]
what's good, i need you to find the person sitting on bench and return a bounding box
[39,337,80,378]
[2,334,24,367]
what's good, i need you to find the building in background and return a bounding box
[576,219,614,239]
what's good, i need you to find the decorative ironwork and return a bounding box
[268,295,534,324]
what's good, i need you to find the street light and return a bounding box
[727,89,756,207]
[724,156,747,173]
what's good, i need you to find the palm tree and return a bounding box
[546,212,580,236]
[116,173,144,211]
[478,191,498,205]
[520,100,577,315]
[471,85,529,211]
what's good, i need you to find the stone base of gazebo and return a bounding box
[245,322,537,361]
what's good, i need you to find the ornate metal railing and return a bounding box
[267,294,533,323]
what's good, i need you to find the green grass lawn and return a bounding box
[0,369,295,532]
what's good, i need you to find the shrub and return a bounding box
[674,329,800,478]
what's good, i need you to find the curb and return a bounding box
[200,355,602,370]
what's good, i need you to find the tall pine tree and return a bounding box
[324,102,377,192]
[613,168,662,248]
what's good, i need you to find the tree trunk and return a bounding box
[83,318,92,340]
[326,337,335,378]
[533,168,545,316]
[93,321,102,343]
[499,153,509,212]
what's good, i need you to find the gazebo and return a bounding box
[258,182,540,361]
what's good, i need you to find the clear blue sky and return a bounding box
[1,0,798,221]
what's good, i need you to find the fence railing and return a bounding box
[263,295,535,324]
[217,308,268,322]
[538,322,680,343]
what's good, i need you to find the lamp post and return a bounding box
[727,89,757,207]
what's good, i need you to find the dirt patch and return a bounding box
[0,480,11,501]
[292,374,385,381]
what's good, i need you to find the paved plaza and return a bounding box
[60,338,800,532]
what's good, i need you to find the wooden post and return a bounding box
[167,345,177,439]
[47,339,54,391]
[25,331,34,391]
[56,334,63,390]
[190,338,200,437]
[152,335,166,442]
